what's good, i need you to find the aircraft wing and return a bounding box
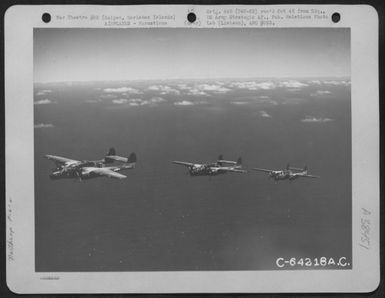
[220,168,247,173]
[45,155,79,166]
[84,167,128,179]
[298,174,320,178]
[252,167,273,173]
[210,166,247,173]
[289,167,304,171]
[172,161,195,167]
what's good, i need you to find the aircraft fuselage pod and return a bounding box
[172,156,246,177]
[269,170,291,181]
[45,148,137,181]
[188,164,230,176]
[253,165,319,182]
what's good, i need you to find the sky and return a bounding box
[34,28,350,83]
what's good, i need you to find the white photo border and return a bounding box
[5,4,379,293]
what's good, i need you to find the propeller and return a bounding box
[188,165,194,175]
[74,168,83,181]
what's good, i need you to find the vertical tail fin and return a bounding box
[127,152,137,163]
[107,147,116,156]
[286,163,290,170]
[303,165,308,172]
[104,147,116,164]
[217,154,223,166]
[237,157,242,166]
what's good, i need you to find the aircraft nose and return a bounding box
[49,173,59,179]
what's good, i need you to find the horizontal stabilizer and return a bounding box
[290,165,308,172]
[217,159,238,165]
[253,167,273,173]
[172,161,195,167]
[105,151,137,164]
[300,174,320,179]
[225,168,247,174]
[289,167,303,171]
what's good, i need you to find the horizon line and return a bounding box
[34,75,351,85]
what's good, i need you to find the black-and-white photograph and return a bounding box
[33,28,352,272]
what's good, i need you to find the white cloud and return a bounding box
[259,111,272,118]
[34,123,54,129]
[195,84,231,93]
[231,95,278,106]
[255,96,278,105]
[270,100,279,105]
[323,80,350,86]
[36,89,52,96]
[186,88,210,96]
[255,82,276,89]
[100,93,117,99]
[113,97,167,107]
[230,81,275,90]
[231,101,248,105]
[230,80,307,90]
[307,80,322,85]
[301,116,333,123]
[177,84,190,90]
[174,100,207,106]
[128,98,142,103]
[148,85,180,95]
[34,99,53,105]
[311,90,331,96]
[103,87,142,94]
[112,98,129,104]
[174,100,194,106]
[279,80,308,88]
[176,83,231,96]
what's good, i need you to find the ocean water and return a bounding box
[34,78,351,271]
